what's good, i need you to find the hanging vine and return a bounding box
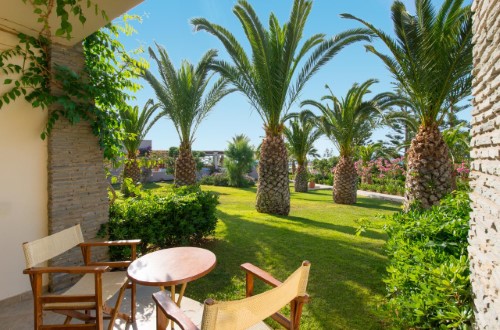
[0,0,146,159]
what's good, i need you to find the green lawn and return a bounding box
[145,184,400,329]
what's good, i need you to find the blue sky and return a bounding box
[120,0,470,155]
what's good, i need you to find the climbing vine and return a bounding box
[0,1,146,159]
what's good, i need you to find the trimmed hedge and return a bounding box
[384,191,473,328]
[105,186,218,259]
[200,173,255,187]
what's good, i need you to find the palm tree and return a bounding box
[302,79,387,204]
[356,143,384,184]
[142,45,233,186]
[191,0,371,215]
[283,112,322,192]
[224,135,255,187]
[342,0,472,209]
[119,99,160,184]
[442,123,470,164]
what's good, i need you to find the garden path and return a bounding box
[308,183,404,203]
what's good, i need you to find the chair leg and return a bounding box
[107,285,127,330]
[290,296,308,330]
[64,316,72,325]
[32,274,43,329]
[95,274,104,330]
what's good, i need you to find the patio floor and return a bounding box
[0,285,270,329]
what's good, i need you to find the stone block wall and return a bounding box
[47,43,109,292]
[469,0,500,327]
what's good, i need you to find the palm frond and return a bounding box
[283,110,322,165]
[192,0,368,136]
[142,45,233,146]
[342,0,472,127]
[301,80,389,158]
[119,99,160,155]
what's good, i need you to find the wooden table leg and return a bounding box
[158,283,188,330]
[176,283,187,306]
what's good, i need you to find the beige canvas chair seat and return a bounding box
[22,224,140,330]
[44,271,129,309]
[154,261,310,330]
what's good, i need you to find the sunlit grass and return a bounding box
[144,183,400,329]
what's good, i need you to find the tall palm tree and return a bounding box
[302,79,387,204]
[142,45,233,186]
[442,123,470,164]
[191,0,371,215]
[283,112,322,192]
[224,134,255,187]
[342,0,472,209]
[356,143,384,184]
[119,99,160,184]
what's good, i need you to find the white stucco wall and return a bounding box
[0,30,48,300]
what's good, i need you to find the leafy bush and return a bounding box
[384,191,473,329]
[200,172,255,188]
[105,186,219,259]
[200,173,230,186]
[358,179,404,196]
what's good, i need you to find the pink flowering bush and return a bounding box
[355,159,373,176]
[356,156,406,196]
[455,162,470,178]
[374,156,405,180]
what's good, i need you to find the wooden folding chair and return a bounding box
[154,261,310,330]
[22,224,140,330]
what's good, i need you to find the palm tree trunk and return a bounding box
[256,133,290,215]
[294,163,308,192]
[404,123,452,210]
[174,142,197,186]
[123,154,141,184]
[333,156,357,204]
[122,154,141,196]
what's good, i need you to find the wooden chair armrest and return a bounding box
[240,263,282,287]
[86,261,131,268]
[23,265,109,274]
[79,239,141,247]
[80,239,141,266]
[153,291,199,330]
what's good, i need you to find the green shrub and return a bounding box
[384,191,473,329]
[241,174,256,187]
[200,173,229,186]
[105,186,219,259]
[199,174,215,185]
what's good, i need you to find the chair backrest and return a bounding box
[23,224,84,268]
[200,262,310,330]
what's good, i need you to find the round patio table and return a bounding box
[127,247,216,329]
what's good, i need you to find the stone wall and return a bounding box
[47,43,109,292]
[469,0,500,327]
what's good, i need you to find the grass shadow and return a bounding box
[352,197,401,212]
[190,209,389,330]
[277,214,387,241]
